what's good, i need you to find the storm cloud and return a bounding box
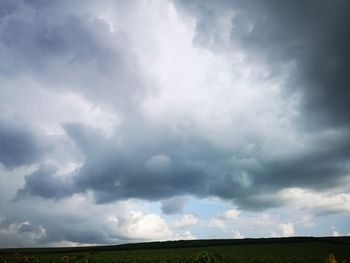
[175,0,350,128]
[1,0,350,246]
[0,119,46,169]
[16,163,74,200]
[0,0,148,112]
[161,196,188,214]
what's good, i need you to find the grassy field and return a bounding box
[1,237,350,263]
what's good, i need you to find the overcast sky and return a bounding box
[1,0,350,247]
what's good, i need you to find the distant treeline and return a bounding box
[1,236,350,254]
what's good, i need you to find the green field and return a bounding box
[1,237,350,263]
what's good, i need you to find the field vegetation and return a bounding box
[1,237,350,263]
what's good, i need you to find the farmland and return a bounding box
[1,237,350,263]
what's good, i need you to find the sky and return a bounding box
[0,0,350,247]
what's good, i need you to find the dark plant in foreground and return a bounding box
[325,253,349,263]
[195,251,225,263]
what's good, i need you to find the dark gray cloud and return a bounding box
[18,223,35,233]
[67,123,210,203]
[0,206,112,247]
[40,224,108,245]
[166,0,350,208]
[0,0,147,112]
[16,163,74,200]
[1,0,350,247]
[208,131,350,210]
[161,196,188,214]
[1,1,350,246]
[174,0,350,129]
[236,0,350,129]
[16,120,349,213]
[0,119,45,169]
[8,111,349,212]
[15,123,210,202]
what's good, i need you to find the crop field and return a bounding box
[1,237,350,263]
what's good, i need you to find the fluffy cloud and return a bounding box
[279,223,295,237]
[0,221,46,248]
[220,209,240,220]
[233,230,244,239]
[175,230,196,240]
[117,211,172,241]
[209,218,227,232]
[208,209,240,232]
[296,215,315,228]
[173,214,198,229]
[279,187,350,215]
[1,189,172,246]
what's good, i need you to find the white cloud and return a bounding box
[233,230,244,239]
[331,226,344,237]
[0,78,118,137]
[209,218,227,232]
[174,230,196,240]
[279,223,294,237]
[279,188,350,215]
[296,215,315,228]
[217,211,299,238]
[221,209,241,220]
[208,209,240,232]
[209,211,295,237]
[173,213,198,229]
[0,187,172,246]
[120,211,172,241]
[332,230,340,237]
[258,213,276,226]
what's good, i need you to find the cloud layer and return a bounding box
[1,0,350,246]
